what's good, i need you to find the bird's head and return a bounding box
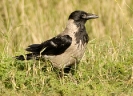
[68,10,98,24]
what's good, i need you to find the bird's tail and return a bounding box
[15,53,39,60]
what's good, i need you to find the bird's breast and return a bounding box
[44,38,87,69]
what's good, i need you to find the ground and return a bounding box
[0,0,133,95]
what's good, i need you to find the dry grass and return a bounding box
[0,0,133,95]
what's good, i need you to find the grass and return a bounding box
[0,0,133,95]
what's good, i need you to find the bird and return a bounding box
[16,10,98,75]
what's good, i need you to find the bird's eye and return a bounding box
[81,14,86,19]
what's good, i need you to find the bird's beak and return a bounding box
[86,13,99,20]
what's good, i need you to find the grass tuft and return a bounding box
[0,0,133,95]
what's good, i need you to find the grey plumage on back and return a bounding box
[16,10,98,69]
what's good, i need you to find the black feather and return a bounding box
[15,53,35,60]
[16,35,72,60]
[42,35,72,55]
[26,44,41,52]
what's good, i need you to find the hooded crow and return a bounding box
[16,10,98,70]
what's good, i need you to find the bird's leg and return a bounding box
[58,68,65,85]
[70,57,79,75]
[60,68,64,78]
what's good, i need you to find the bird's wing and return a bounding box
[26,35,72,55]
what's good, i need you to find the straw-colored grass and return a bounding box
[0,0,133,95]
